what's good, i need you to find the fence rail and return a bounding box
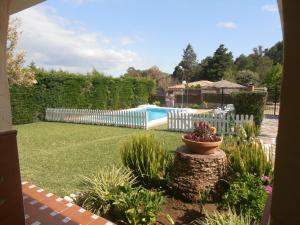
[45,108,148,129]
[167,112,253,134]
[264,103,280,116]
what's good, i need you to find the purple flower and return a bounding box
[262,176,270,183]
[265,185,273,193]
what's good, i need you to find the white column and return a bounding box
[0,0,12,131]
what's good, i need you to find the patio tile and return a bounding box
[59,205,96,224]
[22,181,115,225]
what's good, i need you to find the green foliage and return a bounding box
[192,208,258,225]
[10,69,155,124]
[242,122,260,138]
[111,186,165,225]
[264,41,283,64]
[198,44,234,81]
[125,66,173,94]
[264,63,283,103]
[234,45,276,83]
[236,70,259,86]
[234,54,254,72]
[75,165,136,216]
[76,166,164,225]
[152,100,161,106]
[121,134,170,187]
[232,91,267,127]
[10,85,40,124]
[222,136,273,179]
[221,174,268,221]
[173,43,198,82]
[191,104,201,109]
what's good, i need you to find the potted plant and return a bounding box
[182,122,222,155]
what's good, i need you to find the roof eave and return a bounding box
[9,0,45,15]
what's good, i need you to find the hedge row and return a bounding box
[10,70,155,124]
[232,91,267,127]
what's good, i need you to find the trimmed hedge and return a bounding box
[232,91,267,127]
[10,70,155,124]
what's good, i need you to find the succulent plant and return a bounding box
[184,122,221,142]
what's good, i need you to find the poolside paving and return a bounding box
[259,115,278,146]
[22,181,114,225]
[259,115,279,160]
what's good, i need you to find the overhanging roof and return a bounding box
[9,0,45,15]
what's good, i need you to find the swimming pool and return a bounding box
[133,107,175,121]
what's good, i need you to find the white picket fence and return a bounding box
[45,108,148,129]
[167,112,253,134]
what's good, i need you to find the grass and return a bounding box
[16,122,182,196]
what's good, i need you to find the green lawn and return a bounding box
[16,122,183,196]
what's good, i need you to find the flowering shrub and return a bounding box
[184,122,221,142]
[222,136,273,179]
[221,174,270,221]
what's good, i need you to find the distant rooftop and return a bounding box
[168,80,245,90]
[212,80,245,89]
[168,80,214,90]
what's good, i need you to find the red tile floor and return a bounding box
[22,181,115,225]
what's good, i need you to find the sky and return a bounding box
[12,0,282,76]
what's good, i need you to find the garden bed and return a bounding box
[156,197,216,225]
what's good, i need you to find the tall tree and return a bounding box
[264,41,283,64]
[235,54,254,71]
[235,46,273,83]
[7,19,36,86]
[172,44,198,82]
[264,64,283,103]
[125,66,174,94]
[199,44,234,81]
[250,46,273,81]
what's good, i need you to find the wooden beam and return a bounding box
[271,1,300,224]
[0,0,12,131]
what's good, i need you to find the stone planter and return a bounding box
[182,136,223,155]
[170,146,227,202]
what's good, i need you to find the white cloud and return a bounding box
[12,7,140,76]
[216,22,238,29]
[262,4,278,13]
[62,0,90,5]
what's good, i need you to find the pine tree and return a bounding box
[200,44,234,81]
[172,44,198,82]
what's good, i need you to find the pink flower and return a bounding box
[265,185,273,193]
[262,176,270,183]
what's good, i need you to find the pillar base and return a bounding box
[0,130,25,225]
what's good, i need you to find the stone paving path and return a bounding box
[259,115,279,146]
[259,115,279,160]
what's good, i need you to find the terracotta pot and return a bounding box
[182,135,222,155]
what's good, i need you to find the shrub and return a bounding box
[232,91,267,127]
[10,69,155,124]
[121,134,170,187]
[221,174,268,221]
[10,86,40,124]
[75,165,136,216]
[152,100,160,106]
[111,186,165,225]
[191,104,201,109]
[192,208,258,225]
[222,136,273,179]
[236,70,260,86]
[241,122,259,138]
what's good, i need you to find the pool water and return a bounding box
[134,107,175,121]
